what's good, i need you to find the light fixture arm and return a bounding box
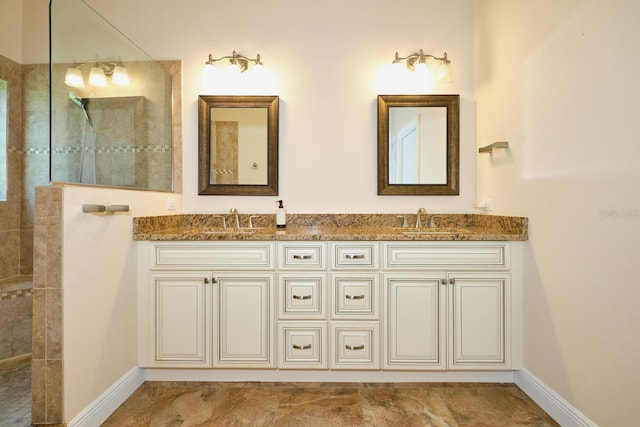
[206,50,263,72]
[393,49,449,71]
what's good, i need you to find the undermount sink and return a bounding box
[400,228,470,235]
[198,227,260,234]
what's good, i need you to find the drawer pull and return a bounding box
[346,344,365,351]
[292,254,312,260]
[345,294,365,300]
[292,294,312,300]
[293,344,312,350]
[345,254,365,259]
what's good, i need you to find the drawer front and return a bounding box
[384,242,509,270]
[278,243,327,270]
[330,322,379,369]
[331,274,379,320]
[152,242,274,269]
[331,242,378,270]
[278,322,327,369]
[279,273,327,319]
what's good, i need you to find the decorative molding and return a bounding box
[67,366,145,427]
[515,369,598,427]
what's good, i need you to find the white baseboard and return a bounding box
[68,366,145,427]
[515,369,597,427]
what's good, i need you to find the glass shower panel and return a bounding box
[49,0,173,191]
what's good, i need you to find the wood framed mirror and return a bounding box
[198,95,279,195]
[377,94,459,195]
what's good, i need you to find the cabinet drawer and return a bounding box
[331,242,378,270]
[151,242,274,269]
[330,322,379,369]
[331,274,379,320]
[278,322,327,369]
[279,273,327,319]
[384,242,509,270]
[278,243,327,270]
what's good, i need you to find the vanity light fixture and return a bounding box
[64,61,130,88]
[205,50,264,73]
[392,49,453,83]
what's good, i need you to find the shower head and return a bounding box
[69,91,93,126]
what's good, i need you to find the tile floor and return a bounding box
[103,380,560,426]
[0,357,31,427]
[0,357,560,426]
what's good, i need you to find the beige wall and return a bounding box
[0,0,23,63]
[60,186,181,420]
[476,0,640,425]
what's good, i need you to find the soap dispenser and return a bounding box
[276,200,287,228]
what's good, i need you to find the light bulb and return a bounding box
[112,65,130,86]
[228,62,241,76]
[89,65,107,87]
[438,60,453,83]
[413,61,428,76]
[64,66,85,88]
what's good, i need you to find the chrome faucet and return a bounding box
[415,208,427,228]
[230,208,240,228]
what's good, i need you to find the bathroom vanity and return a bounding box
[134,213,526,379]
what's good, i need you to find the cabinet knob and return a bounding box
[449,278,456,285]
[212,277,218,284]
[204,277,209,284]
[441,278,447,285]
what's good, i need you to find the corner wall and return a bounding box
[32,185,183,424]
[475,1,640,425]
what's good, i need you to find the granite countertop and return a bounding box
[132,213,528,241]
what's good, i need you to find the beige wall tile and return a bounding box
[31,288,45,359]
[31,358,46,424]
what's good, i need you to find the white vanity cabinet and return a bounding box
[382,242,513,370]
[138,241,275,368]
[138,239,521,375]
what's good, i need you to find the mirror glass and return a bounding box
[378,94,459,195]
[50,0,174,191]
[198,95,278,195]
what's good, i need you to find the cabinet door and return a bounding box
[151,272,211,367]
[214,272,275,368]
[448,273,510,369]
[383,273,445,370]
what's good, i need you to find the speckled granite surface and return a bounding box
[133,213,528,241]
